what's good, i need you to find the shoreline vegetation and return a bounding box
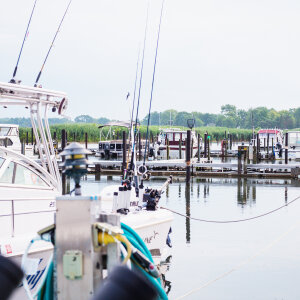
[18,124,299,143]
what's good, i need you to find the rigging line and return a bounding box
[129,1,150,172]
[161,195,300,223]
[11,0,38,80]
[34,0,72,86]
[143,0,165,165]
[175,219,300,300]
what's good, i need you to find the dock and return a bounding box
[87,159,300,179]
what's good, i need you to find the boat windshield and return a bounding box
[0,157,4,168]
[0,127,10,136]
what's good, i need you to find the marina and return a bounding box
[1,0,300,299]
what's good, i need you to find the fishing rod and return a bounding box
[143,0,165,166]
[10,0,38,83]
[128,2,150,189]
[34,0,72,87]
[124,49,141,179]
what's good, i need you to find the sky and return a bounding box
[1,0,300,120]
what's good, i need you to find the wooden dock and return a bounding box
[87,159,300,179]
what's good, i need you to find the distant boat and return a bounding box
[152,127,199,160]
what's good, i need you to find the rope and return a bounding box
[175,219,300,299]
[161,195,300,223]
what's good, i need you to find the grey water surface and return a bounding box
[81,175,300,300]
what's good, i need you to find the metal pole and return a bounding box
[138,132,142,161]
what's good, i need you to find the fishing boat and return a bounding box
[97,121,131,159]
[152,127,199,160]
[257,129,284,159]
[0,81,64,299]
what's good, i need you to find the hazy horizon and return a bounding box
[1,0,300,120]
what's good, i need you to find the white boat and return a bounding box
[100,181,173,262]
[0,81,173,298]
[0,81,65,299]
[153,128,199,160]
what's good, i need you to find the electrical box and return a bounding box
[63,250,83,280]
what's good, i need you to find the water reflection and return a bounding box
[185,183,191,244]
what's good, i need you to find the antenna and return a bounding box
[10,0,38,83]
[34,0,72,87]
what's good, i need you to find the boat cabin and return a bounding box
[257,129,283,147]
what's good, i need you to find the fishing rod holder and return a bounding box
[143,176,173,211]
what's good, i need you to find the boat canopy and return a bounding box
[98,121,139,129]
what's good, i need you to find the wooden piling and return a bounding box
[267,133,269,158]
[73,132,76,142]
[204,133,208,158]
[197,134,200,162]
[26,132,28,145]
[179,138,182,159]
[122,131,126,174]
[207,137,211,161]
[85,133,88,149]
[186,130,191,183]
[285,132,288,164]
[61,129,66,150]
[166,138,170,160]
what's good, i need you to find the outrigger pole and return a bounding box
[143,0,165,166]
[34,0,72,87]
[128,2,150,192]
[10,0,38,83]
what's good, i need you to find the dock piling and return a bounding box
[122,131,126,174]
[85,132,88,149]
[285,132,288,163]
[186,130,191,183]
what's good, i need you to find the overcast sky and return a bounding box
[1,0,300,120]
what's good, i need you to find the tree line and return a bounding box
[1,105,299,129]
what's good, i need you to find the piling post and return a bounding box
[85,133,88,149]
[285,132,288,164]
[26,131,28,145]
[244,148,248,174]
[186,130,191,183]
[179,138,182,159]
[73,132,76,142]
[191,138,194,159]
[207,137,211,161]
[238,147,242,175]
[229,134,232,150]
[204,133,208,158]
[122,131,126,173]
[61,129,66,151]
[267,133,270,159]
[197,134,200,162]
[166,138,170,160]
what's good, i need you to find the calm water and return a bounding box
[81,175,300,300]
